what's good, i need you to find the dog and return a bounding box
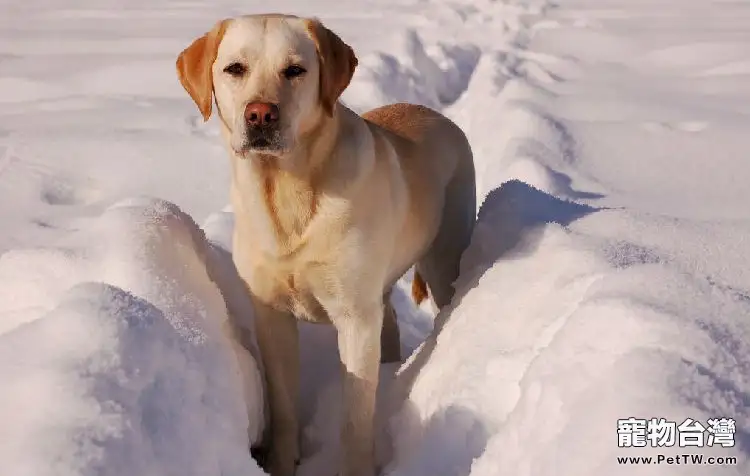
[176,14,476,476]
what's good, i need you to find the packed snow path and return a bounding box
[1,0,749,475]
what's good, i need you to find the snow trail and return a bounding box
[381,1,750,475]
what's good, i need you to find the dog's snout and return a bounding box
[245,102,280,127]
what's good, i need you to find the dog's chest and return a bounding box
[231,171,348,323]
[246,257,331,324]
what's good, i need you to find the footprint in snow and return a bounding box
[641,121,709,133]
[40,177,101,207]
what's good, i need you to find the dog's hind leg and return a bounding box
[380,288,401,363]
[416,161,476,310]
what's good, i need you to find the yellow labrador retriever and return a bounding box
[176,14,475,476]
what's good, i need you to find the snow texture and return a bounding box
[1,0,749,475]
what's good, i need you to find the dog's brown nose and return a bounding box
[245,102,280,127]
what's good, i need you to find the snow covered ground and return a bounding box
[1,0,749,475]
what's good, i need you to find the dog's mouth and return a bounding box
[240,128,284,155]
[250,137,272,148]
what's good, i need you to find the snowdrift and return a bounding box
[387,180,750,476]
[0,199,265,476]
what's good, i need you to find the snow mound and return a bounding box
[388,180,750,476]
[0,198,264,476]
[342,28,480,114]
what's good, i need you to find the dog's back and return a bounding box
[363,103,476,309]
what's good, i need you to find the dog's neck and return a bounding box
[229,104,345,255]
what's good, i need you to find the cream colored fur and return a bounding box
[176,14,476,476]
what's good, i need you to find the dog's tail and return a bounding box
[411,270,429,305]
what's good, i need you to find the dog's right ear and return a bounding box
[176,19,230,121]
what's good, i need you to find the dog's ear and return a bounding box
[176,19,230,121]
[306,19,358,117]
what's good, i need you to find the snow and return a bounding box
[0,198,266,476]
[1,0,749,475]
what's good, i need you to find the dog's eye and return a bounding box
[223,62,246,77]
[283,65,306,80]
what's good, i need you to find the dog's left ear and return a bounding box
[306,19,358,117]
[176,19,230,121]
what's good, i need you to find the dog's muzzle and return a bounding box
[244,102,282,151]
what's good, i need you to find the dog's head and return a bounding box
[176,14,358,159]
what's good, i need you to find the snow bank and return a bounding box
[387,180,750,476]
[342,28,480,114]
[0,198,264,476]
[379,0,750,474]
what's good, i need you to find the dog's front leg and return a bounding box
[331,300,383,476]
[252,298,300,476]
